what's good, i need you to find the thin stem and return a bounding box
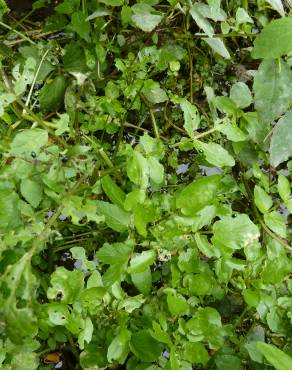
[149,108,160,139]
[172,127,217,147]
[0,20,35,44]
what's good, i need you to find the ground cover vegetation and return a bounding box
[0,0,292,369]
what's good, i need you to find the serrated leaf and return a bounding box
[270,112,292,167]
[253,60,292,123]
[167,293,189,316]
[252,18,292,59]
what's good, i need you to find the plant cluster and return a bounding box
[0,0,291,369]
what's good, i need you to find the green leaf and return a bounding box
[150,321,172,347]
[264,211,287,238]
[212,214,260,252]
[147,156,164,185]
[47,303,69,325]
[252,17,292,59]
[266,0,285,17]
[10,128,48,157]
[20,178,43,208]
[39,75,67,112]
[176,175,221,215]
[131,5,162,33]
[11,352,38,370]
[0,189,21,230]
[270,112,292,167]
[277,175,291,201]
[254,185,273,213]
[127,151,149,189]
[130,330,163,362]
[54,113,70,136]
[96,201,130,232]
[180,99,200,137]
[256,342,292,370]
[142,79,168,104]
[107,328,131,363]
[96,242,133,286]
[128,250,156,274]
[71,11,91,42]
[217,121,247,142]
[190,4,214,37]
[188,272,214,295]
[195,141,235,167]
[47,267,84,304]
[183,342,209,364]
[204,37,231,59]
[131,268,152,295]
[230,82,252,109]
[253,60,292,123]
[167,293,189,316]
[101,175,126,208]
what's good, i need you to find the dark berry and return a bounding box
[31,151,37,158]
[61,156,68,163]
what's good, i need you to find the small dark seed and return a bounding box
[61,156,68,163]
[31,151,37,158]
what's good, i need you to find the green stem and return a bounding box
[172,127,217,147]
[149,108,160,139]
[0,20,35,44]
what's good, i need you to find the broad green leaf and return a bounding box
[47,267,84,304]
[190,4,214,37]
[47,303,69,325]
[101,175,126,208]
[71,11,91,42]
[254,185,273,213]
[195,141,235,167]
[256,342,292,370]
[142,79,168,104]
[128,250,156,274]
[0,92,15,116]
[176,175,221,215]
[63,196,104,225]
[107,328,131,363]
[167,293,189,316]
[130,330,163,362]
[151,322,172,347]
[12,57,36,95]
[131,5,162,33]
[96,201,130,232]
[270,112,292,167]
[78,317,94,350]
[252,18,292,59]
[183,342,209,364]
[253,60,292,123]
[96,242,133,286]
[215,355,242,370]
[147,156,164,184]
[20,178,43,208]
[11,353,38,370]
[54,113,70,135]
[277,175,291,201]
[127,151,149,189]
[204,38,231,59]
[230,82,252,109]
[180,99,200,137]
[264,211,287,238]
[133,202,158,236]
[212,214,260,251]
[188,272,214,295]
[217,121,247,142]
[0,189,21,230]
[10,128,48,157]
[118,295,146,313]
[39,75,67,112]
[131,268,152,295]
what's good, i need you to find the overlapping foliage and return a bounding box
[0,0,291,369]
